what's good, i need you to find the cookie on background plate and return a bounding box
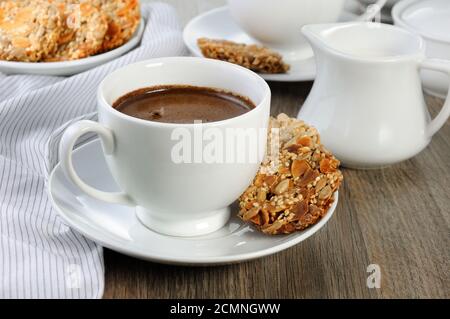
[92,0,141,52]
[0,0,62,62]
[45,1,108,61]
[198,38,290,74]
[239,114,343,235]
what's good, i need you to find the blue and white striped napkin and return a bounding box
[0,2,186,298]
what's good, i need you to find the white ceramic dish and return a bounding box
[183,6,358,82]
[0,19,145,77]
[48,139,338,265]
[393,0,450,98]
[227,0,356,54]
[298,22,450,168]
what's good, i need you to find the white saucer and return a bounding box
[183,7,357,82]
[48,139,338,265]
[0,19,145,77]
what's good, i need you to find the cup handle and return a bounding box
[59,120,135,206]
[420,59,450,138]
[356,0,386,21]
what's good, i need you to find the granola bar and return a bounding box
[197,38,290,74]
[0,0,63,62]
[93,0,141,52]
[45,1,108,61]
[238,114,343,235]
[0,0,141,63]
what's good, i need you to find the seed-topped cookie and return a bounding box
[0,0,62,62]
[239,114,343,235]
[45,1,108,61]
[92,0,141,52]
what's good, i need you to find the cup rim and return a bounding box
[97,57,271,128]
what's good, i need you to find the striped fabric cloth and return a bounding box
[0,2,186,298]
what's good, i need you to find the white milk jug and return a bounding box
[298,22,450,168]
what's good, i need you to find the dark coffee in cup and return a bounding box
[113,85,255,124]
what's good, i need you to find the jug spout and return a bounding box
[301,24,340,52]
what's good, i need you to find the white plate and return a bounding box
[48,139,338,265]
[0,19,145,77]
[183,7,357,82]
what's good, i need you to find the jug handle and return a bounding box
[357,0,386,22]
[420,59,450,138]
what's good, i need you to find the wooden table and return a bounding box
[103,0,450,299]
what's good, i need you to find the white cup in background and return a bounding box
[227,0,386,58]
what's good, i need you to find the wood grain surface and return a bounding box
[103,0,450,299]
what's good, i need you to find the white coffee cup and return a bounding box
[227,0,386,55]
[59,57,271,237]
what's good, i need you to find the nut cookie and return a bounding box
[92,0,141,52]
[0,0,62,62]
[45,1,108,61]
[238,114,343,235]
[198,38,290,74]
